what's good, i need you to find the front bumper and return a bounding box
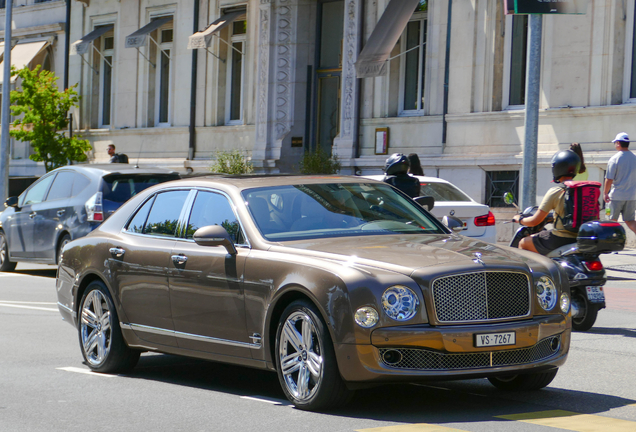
[334,314,570,383]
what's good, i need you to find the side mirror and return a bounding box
[4,196,18,209]
[193,225,237,255]
[414,196,435,211]
[442,215,464,233]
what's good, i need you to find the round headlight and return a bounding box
[560,292,570,314]
[536,276,557,311]
[354,307,379,328]
[382,286,419,321]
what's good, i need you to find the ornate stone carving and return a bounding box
[256,5,271,145]
[341,0,358,139]
[274,0,296,141]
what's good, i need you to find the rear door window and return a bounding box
[101,174,179,204]
[21,174,56,206]
[71,173,91,197]
[142,190,190,238]
[126,196,156,234]
[46,171,75,201]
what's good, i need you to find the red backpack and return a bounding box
[557,181,601,233]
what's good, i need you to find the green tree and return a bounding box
[9,66,92,172]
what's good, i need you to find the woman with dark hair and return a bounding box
[407,153,424,176]
[570,143,588,181]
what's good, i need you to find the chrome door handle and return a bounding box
[57,209,65,217]
[171,255,188,265]
[29,212,36,219]
[109,247,125,258]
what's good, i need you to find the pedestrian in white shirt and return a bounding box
[604,132,636,234]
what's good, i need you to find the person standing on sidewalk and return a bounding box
[604,132,636,235]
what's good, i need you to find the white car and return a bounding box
[363,175,497,244]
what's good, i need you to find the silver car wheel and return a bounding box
[279,311,324,402]
[80,289,112,367]
[0,235,6,265]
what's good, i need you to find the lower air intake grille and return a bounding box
[379,336,561,371]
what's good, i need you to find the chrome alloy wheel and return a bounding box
[279,311,324,402]
[0,235,7,265]
[80,289,113,367]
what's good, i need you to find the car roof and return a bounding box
[159,175,385,191]
[54,164,179,176]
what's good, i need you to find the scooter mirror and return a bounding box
[503,192,515,205]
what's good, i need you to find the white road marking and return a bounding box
[0,301,57,305]
[240,396,290,406]
[0,302,58,312]
[56,367,115,377]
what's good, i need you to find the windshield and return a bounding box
[101,174,179,203]
[419,182,472,202]
[242,183,447,241]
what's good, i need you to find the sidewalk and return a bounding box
[497,243,636,281]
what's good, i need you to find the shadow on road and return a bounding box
[119,353,636,422]
[14,268,57,278]
[586,326,636,338]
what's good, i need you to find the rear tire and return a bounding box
[0,231,17,272]
[78,281,139,373]
[488,369,558,391]
[571,291,598,332]
[56,234,71,265]
[275,300,353,411]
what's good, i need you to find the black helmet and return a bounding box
[551,150,581,182]
[384,153,409,176]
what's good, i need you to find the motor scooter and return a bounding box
[504,193,626,331]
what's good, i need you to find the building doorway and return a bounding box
[314,0,344,155]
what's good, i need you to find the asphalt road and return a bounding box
[1,263,636,432]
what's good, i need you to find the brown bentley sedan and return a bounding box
[56,175,571,411]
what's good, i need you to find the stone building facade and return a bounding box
[26,0,636,210]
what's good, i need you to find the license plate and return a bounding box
[586,286,605,303]
[474,332,516,348]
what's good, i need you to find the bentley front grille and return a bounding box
[432,271,530,323]
[379,336,561,371]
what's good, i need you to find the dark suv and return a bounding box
[0,164,179,271]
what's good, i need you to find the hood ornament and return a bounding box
[473,252,485,265]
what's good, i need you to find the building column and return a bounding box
[253,0,298,172]
[333,0,362,173]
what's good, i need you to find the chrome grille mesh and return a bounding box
[432,271,530,323]
[379,336,560,371]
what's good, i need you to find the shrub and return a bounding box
[299,147,341,174]
[210,150,253,175]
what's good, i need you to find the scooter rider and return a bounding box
[512,150,581,255]
[383,153,421,198]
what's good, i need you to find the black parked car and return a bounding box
[0,164,179,271]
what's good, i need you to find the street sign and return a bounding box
[505,0,588,15]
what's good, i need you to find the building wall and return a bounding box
[60,0,636,215]
[0,0,67,180]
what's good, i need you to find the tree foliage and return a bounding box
[9,66,92,172]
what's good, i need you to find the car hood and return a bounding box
[272,234,541,276]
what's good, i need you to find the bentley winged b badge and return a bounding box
[473,252,485,265]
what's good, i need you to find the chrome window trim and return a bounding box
[120,323,261,349]
[120,187,192,237]
[430,270,532,324]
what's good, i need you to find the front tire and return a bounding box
[571,291,598,332]
[0,231,17,272]
[78,281,139,373]
[488,369,558,391]
[275,300,352,411]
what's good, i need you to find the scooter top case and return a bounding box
[577,221,626,254]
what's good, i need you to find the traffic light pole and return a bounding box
[520,14,543,211]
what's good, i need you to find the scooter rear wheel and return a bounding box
[571,291,598,332]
